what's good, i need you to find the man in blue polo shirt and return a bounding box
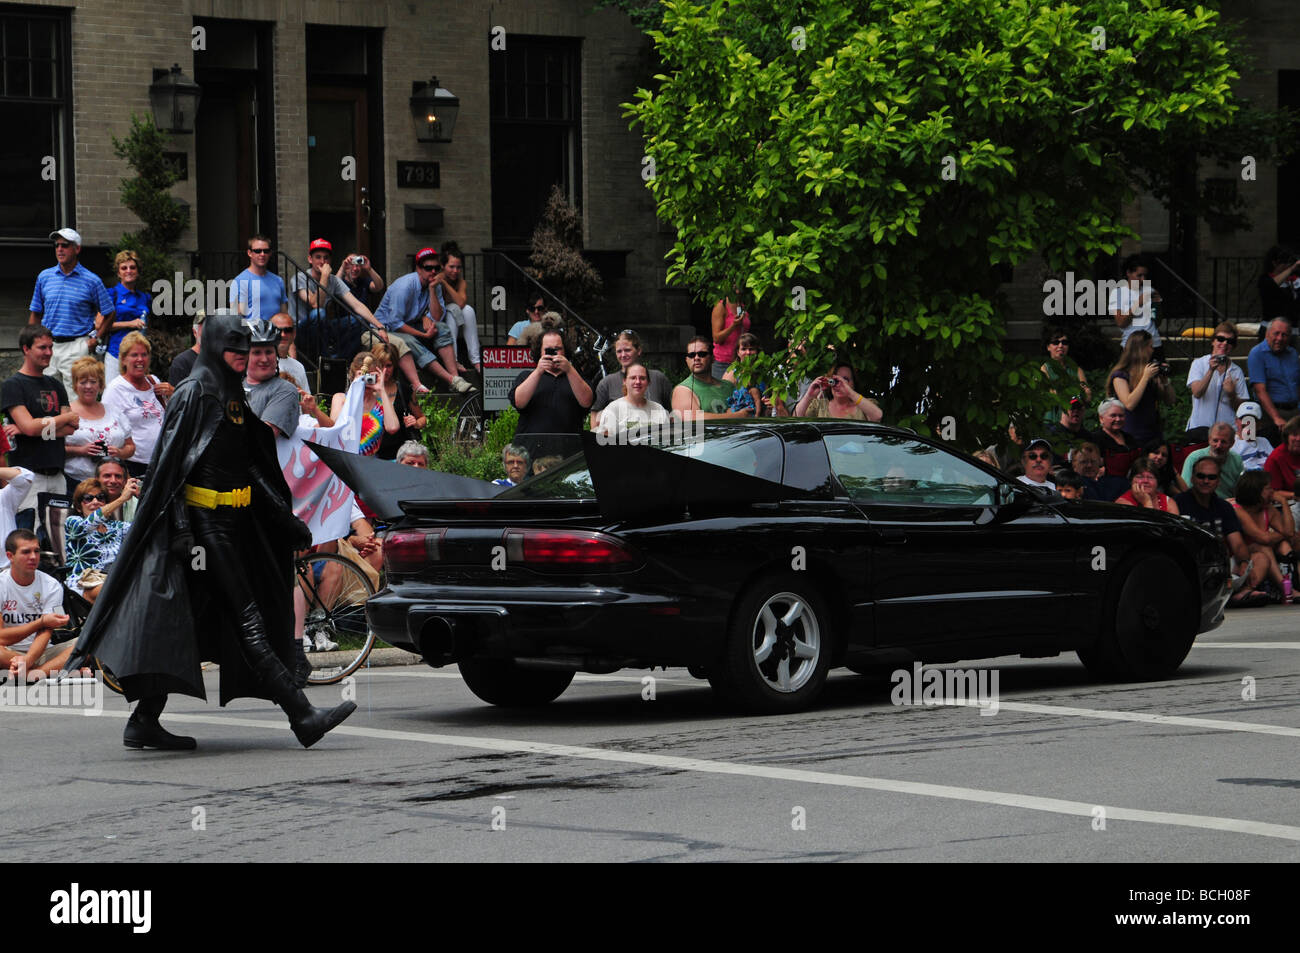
[1247,318,1300,444]
[362,246,473,395]
[228,234,289,322]
[28,228,114,391]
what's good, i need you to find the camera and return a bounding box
[361,372,378,386]
[1158,362,1171,376]
[1213,354,1229,367]
[544,347,561,357]
[351,255,364,265]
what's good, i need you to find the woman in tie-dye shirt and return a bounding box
[330,349,398,456]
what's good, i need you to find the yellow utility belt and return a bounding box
[183,484,252,509]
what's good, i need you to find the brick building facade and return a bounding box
[0,0,684,353]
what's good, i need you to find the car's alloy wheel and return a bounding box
[711,575,833,713]
[457,659,575,707]
[1078,552,1197,681]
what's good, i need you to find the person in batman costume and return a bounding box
[65,310,356,749]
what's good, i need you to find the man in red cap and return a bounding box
[365,247,474,394]
[290,238,387,362]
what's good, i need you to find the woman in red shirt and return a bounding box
[1116,458,1180,514]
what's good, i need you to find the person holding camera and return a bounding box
[509,330,593,438]
[331,350,400,457]
[1185,322,1244,436]
[792,361,883,421]
[1107,330,1173,445]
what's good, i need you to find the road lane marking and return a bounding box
[939,700,1300,738]
[357,670,696,685]
[1194,642,1300,650]
[12,705,1300,843]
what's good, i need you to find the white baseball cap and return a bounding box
[50,227,82,245]
[1236,401,1263,420]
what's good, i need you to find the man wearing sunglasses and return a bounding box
[1174,456,1268,606]
[229,235,288,322]
[28,228,114,390]
[507,296,546,344]
[672,337,753,420]
[367,247,473,395]
[1017,438,1057,491]
[270,312,310,393]
[1186,322,1244,436]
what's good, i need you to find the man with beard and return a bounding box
[65,312,356,750]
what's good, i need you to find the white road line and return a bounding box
[1194,642,1300,650]
[358,669,696,685]
[11,705,1300,843]
[941,700,1300,738]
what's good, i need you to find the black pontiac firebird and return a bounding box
[364,421,1231,714]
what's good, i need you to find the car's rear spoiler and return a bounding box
[580,432,811,521]
[306,443,505,520]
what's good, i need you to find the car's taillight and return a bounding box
[383,529,444,572]
[503,529,636,569]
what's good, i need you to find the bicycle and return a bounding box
[296,550,377,685]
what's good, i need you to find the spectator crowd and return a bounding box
[5,228,1299,678]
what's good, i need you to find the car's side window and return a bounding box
[823,434,999,506]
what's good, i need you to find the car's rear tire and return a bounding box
[709,574,833,713]
[1078,552,1197,681]
[457,659,574,707]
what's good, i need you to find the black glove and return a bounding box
[248,462,312,550]
[286,515,312,551]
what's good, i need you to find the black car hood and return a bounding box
[307,443,505,519]
[581,431,813,521]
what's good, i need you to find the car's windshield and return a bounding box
[502,428,784,500]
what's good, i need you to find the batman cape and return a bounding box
[66,313,298,704]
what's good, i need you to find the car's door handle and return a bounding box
[870,528,908,544]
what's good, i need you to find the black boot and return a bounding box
[293,638,312,689]
[124,695,197,750]
[237,604,355,749]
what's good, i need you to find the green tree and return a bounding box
[627,0,1268,447]
[110,114,189,300]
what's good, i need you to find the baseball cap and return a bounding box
[1236,401,1263,420]
[309,238,332,253]
[50,227,81,245]
[415,246,439,264]
[1025,438,1054,454]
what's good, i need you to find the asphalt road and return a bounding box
[3,608,1299,864]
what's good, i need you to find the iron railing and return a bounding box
[188,248,613,392]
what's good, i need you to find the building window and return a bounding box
[0,8,69,240]
[490,36,582,246]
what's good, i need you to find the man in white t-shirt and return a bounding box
[0,529,72,681]
[0,466,35,570]
[1017,438,1058,491]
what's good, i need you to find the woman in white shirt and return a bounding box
[102,332,172,475]
[64,357,135,493]
[597,363,671,442]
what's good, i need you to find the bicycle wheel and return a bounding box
[92,657,124,695]
[455,391,485,445]
[297,552,377,685]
